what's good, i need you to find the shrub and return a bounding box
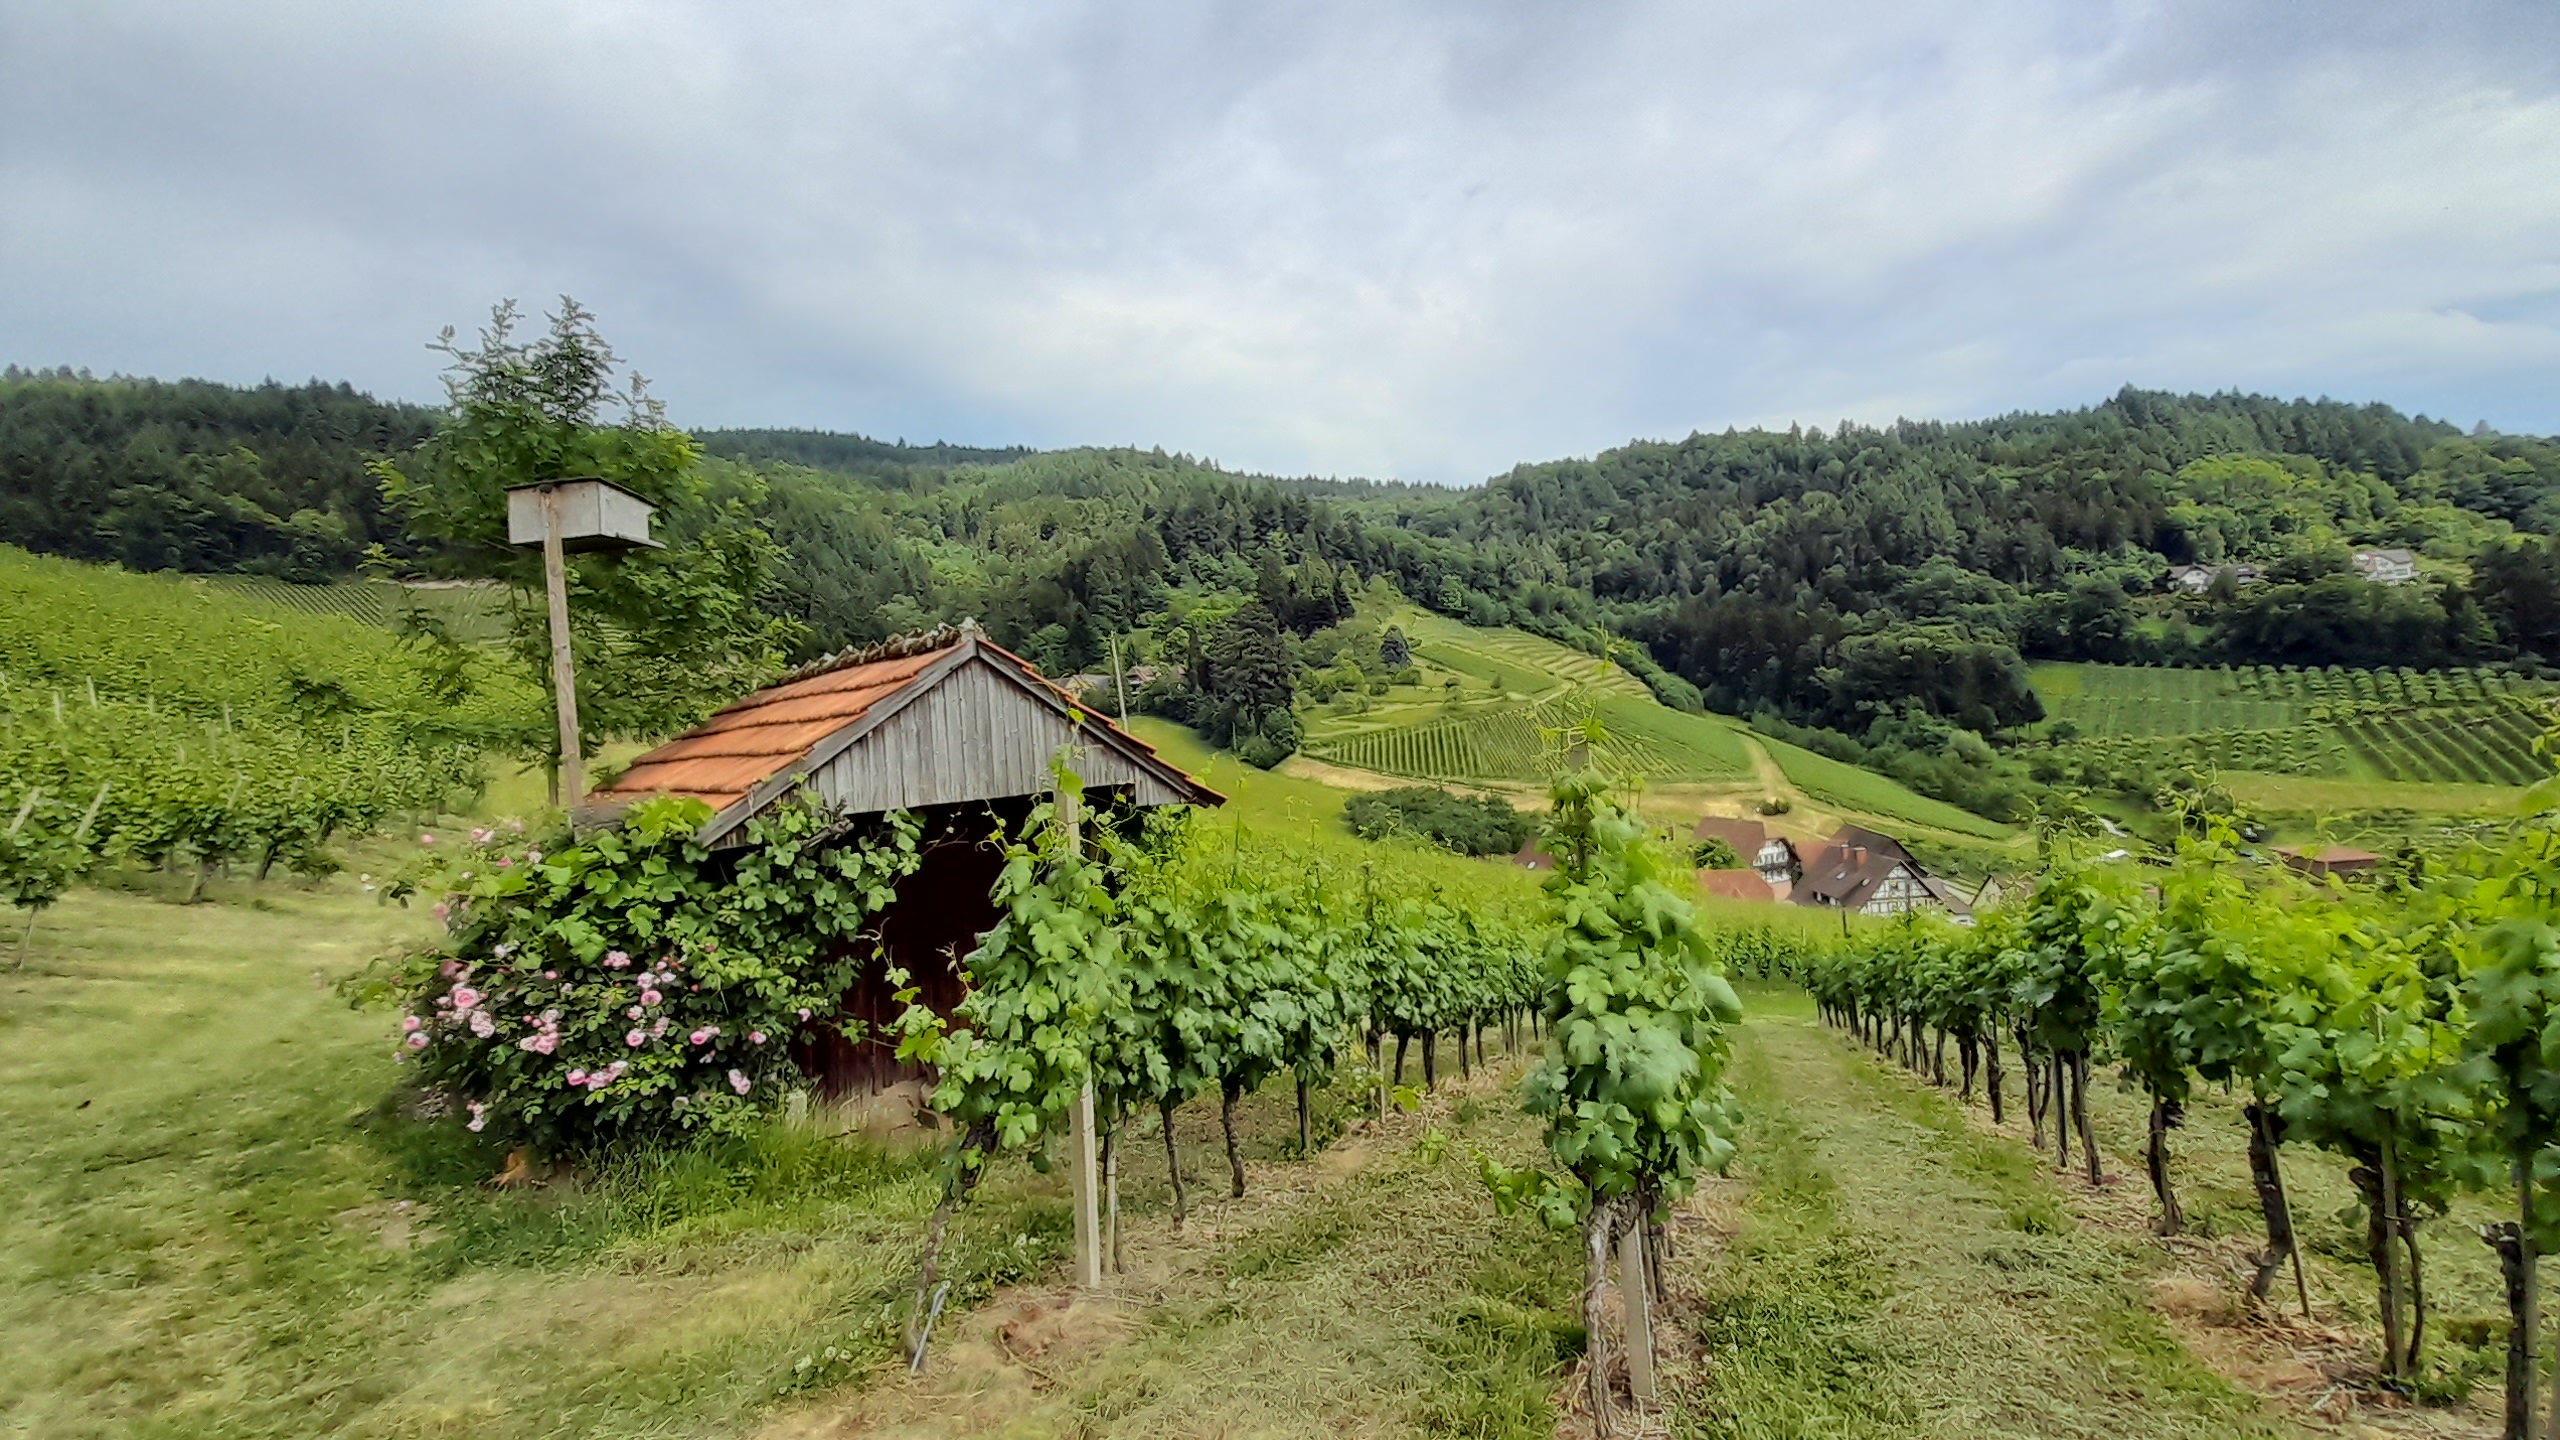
[368,796,922,1155]
[1690,836,1742,870]
[1345,786,1533,857]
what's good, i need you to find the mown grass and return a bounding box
[4,856,1585,1440]
[1682,1006,2290,1439]
[0,873,1067,1439]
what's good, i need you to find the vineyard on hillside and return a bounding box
[1301,612,1751,788]
[0,547,532,902]
[2032,661,2556,786]
[199,574,515,643]
[1303,691,1752,787]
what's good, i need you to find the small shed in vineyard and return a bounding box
[578,621,1221,1095]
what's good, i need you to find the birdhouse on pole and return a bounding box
[505,478,660,809]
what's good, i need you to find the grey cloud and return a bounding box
[2,0,2554,484]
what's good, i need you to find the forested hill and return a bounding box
[10,367,2560,762]
[0,367,439,579]
[1411,390,2560,720]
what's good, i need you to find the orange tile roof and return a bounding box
[1697,868,1777,902]
[591,645,950,810]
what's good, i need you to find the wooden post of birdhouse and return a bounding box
[538,489,586,806]
[505,478,660,814]
[1062,778,1104,1291]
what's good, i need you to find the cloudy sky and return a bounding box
[4,1,2555,484]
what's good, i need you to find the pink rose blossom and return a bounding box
[750,1031,766,1044]
[401,1015,423,1033]
[495,856,513,868]
[567,1068,589,1085]
[404,1032,429,1051]
[419,833,435,846]
[544,970,557,980]
[626,1029,647,1047]
[605,950,631,969]
[728,1069,751,1095]
[797,1008,811,1021]
[451,987,481,1011]
[468,1011,496,1039]
[626,1005,644,1020]
[466,1102,487,1132]
[525,849,542,863]
[689,1029,711,1046]
[641,989,662,1006]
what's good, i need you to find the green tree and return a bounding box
[373,299,798,794]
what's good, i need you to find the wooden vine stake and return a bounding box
[1061,778,1104,1292]
[1618,1212,1657,1405]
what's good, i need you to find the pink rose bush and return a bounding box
[371,796,921,1154]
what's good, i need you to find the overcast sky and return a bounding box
[4,2,2555,484]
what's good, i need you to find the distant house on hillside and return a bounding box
[1692,815,1800,892]
[2167,562,2263,594]
[1697,869,1778,903]
[2352,548,2418,584]
[2274,844,2381,879]
[1789,825,1972,922]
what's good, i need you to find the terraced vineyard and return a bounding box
[198,575,514,643]
[1300,614,1752,787]
[2032,662,2556,787]
[1305,691,1750,785]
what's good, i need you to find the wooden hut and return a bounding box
[578,621,1221,1094]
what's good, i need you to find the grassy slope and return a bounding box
[1296,606,2013,849]
[1757,737,2018,843]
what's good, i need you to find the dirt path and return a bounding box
[1684,999,2301,1439]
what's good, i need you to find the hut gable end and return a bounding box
[803,654,1185,820]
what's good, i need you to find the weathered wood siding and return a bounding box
[801,656,1182,819]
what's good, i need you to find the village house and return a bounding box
[1691,815,1800,896]
[2352,548,2418,584]
[1788,824,1972,922]
[579,621,1221,1096]
[2167,562,2263,594]
[1695,868,1779,904]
